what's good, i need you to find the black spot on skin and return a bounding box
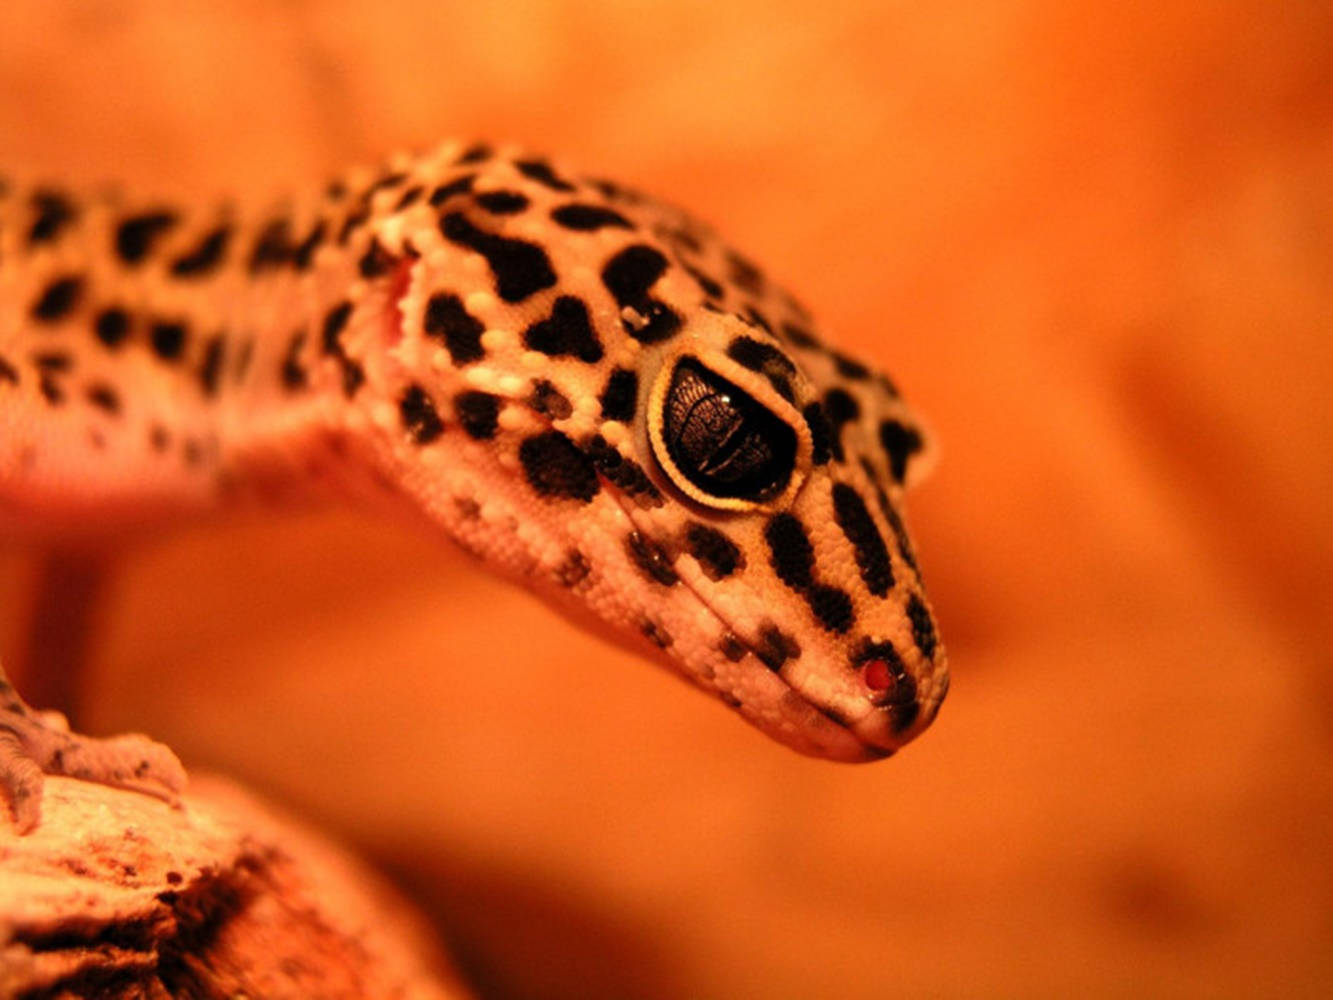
[855,640,918,730]
[280,331,307,390]
[515,158,576,192]
[321,302,353,354]
[601,245,681,343]
[440,212,557,303]
[598,368,638,422]
[183,438,203,466]
[115,210,178,264]
[30,275,84,323]
[830,349,871,380]
[429,174,475,206]
[32,355,71,405]
[585,436,663,507]
[150,320,188,361]
[590,178,629,201]
[198,335,226,397]
[832,482,894,597]
[32,352,71,372]
[555,549,591,588]
[456,144,492,165]
[551,204,632,231]
[807,584,855,634]
[339,359,365,397]
[28,190,76,245]
[824,388,860,462]
[292,220,326,269]
[756,625,801,671]
[685,522,744,580]
[719,633,747,662]
[358,237,396,278]
[423,293,485,364]
[726,251,764,294]
[726,335,797,402]
[626,531,678,587]
[455,390,501,440]
[528,379,573,419]
[86,383,120,415]
[476,190,529,214]
[519,430,600,502]
[364,172,408,201]
[657,224,702,253]
[879,495,918,572]
[399,384,444,444]
[337,204,370,244]
[906,592,937,660]
[765,512,857,631]
[522,295,604,362]
[150,425,170,452]
[727,336,794,374]
[249,218,293,272]
[602,244,665,302]
[779,322,819,350]
[803,402,833,465]
[170,226,230,277]
[765,513,815,591]
[879,420,924,483]
[641,619,673,649]
[38,373,63,405]
[395,185,424,210]
[0,355,18,386]
[683,263,724,300]
[94,307,131,349]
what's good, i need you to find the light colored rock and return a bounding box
[0,773,472,1000]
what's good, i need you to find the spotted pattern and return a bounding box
[598,368,638,422]
[440,212,556,303]
[0,140,944,784]
[684,522,744,581]
[399,384,444,444]
[455,390,501,440]
[764,513,857,634]
[115,210,178,264]
[519,430,600,502]
[831,482,893,597]
[523,296,604,362]
[601,245,681,343]
[424,293,485,364]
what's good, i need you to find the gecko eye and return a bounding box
[654,357,797,504]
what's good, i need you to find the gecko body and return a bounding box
[0,141,947,830]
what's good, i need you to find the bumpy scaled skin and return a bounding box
[0,140,947,829]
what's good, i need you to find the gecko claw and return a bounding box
[1,680,186,834]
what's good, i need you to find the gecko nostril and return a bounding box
[863,660,895,691]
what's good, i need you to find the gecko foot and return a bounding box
[0,673,186,835]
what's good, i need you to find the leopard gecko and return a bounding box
[0,140,948,833]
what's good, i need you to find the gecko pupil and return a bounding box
[660,358,796,501]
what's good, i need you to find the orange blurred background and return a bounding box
[1,2,1330,996]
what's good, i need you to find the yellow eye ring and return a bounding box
[645,349,811,512]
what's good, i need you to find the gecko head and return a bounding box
[593,309,949,760]
[370,147,945,760]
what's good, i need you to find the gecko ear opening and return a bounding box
[647,356,801,510]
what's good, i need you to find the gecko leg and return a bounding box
[0,665,186,834]
[16,548,108,722]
